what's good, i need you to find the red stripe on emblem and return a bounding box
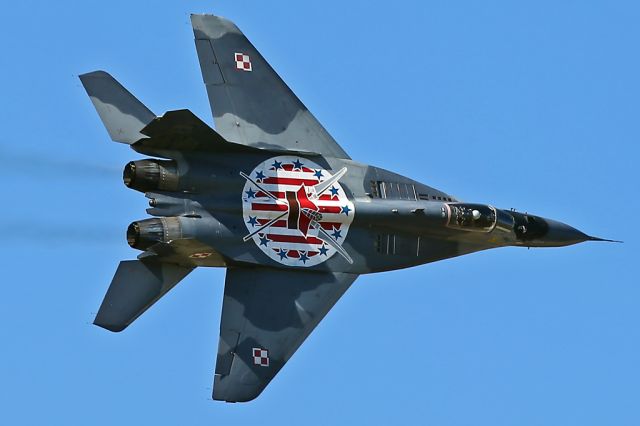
[251,203,340,213]
[257,219,342,230]
[266,234,324,244]
[262,177,319,186]
[251,203,288,211]
[255,191,342,203]
[318,205,342,214]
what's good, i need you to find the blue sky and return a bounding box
[1,1,637,424]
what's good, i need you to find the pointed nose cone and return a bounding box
[508,209,620,247]
[542,219,592,247]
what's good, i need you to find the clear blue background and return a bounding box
[1,1,637,424]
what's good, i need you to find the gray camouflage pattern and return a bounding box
[79,13,614,403]
[191,15,350,158]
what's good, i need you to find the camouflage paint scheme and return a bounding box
[79,14,612,402]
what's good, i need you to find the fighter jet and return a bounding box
[79,14,614,402]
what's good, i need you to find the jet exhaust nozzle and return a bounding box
[126,217,182,250]
[123,159,178,193]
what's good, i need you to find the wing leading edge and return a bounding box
[190,14,350,159]
[214,267,358,402]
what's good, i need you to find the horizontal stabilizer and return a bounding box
[133,109,322,155]
[139,238,227,267]
[94,260,193,332]
[79,70,156,144]
[133,109,229,152]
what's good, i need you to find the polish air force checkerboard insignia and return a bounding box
[234,52,252,71]
[252,348,269,367]
[241,156,354,267]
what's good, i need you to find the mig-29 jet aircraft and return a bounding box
[80,14,614,402]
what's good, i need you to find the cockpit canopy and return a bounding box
[445,203,497,232]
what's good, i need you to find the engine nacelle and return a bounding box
[123,159,178,192]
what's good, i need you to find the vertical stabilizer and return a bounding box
[94,260,193,332]
[79,70,155,144]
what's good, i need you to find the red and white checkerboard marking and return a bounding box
[235,52,252,71]
[189,252,212,259]
[252,347,269,367]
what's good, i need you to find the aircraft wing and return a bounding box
[191,14,350,159]
[213,267,357,402]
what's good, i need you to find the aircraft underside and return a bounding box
[79,13,611,402]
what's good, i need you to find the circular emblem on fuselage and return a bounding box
[241,156,354,267]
